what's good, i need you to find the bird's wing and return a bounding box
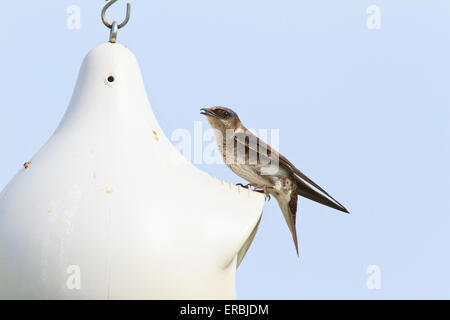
[232,131,273,162]
[292,174,348,212]
[233,131,349,213]
[277,154,349,213]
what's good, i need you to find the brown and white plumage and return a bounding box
[201,106,349,255]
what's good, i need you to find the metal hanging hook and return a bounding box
[101,0,131,43]
[109,21,119,43]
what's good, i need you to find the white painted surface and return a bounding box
[0,43,265,299]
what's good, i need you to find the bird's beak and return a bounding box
[200,108,218,118]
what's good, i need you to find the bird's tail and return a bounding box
[273,192,300,256]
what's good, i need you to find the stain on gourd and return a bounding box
[105,187,114,194]
[152,130,159,142]
[24,161,32,169]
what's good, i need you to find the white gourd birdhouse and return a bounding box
[0,42,265,299]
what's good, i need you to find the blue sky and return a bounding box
[1,0,449,299]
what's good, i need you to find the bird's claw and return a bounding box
[236,183,251,189]
[250,184,272,201]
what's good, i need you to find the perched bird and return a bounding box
[200,106,349,256]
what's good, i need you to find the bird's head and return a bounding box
[200,106,241,131]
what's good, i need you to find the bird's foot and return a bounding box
[236,183,251,189]
[249,184,272,201]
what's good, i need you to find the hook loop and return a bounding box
[101,0,131,30]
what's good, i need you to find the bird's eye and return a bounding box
[223,111,230,118]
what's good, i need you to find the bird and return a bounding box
[200,106,349,256]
